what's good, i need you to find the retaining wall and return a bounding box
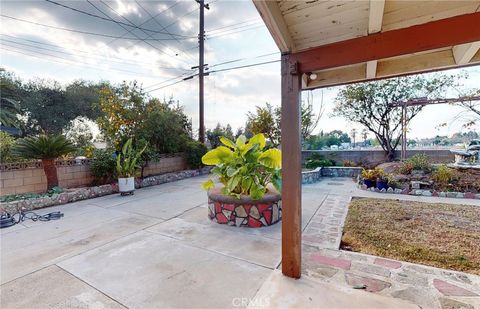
[302,149,453,167]
[0,153,186,196]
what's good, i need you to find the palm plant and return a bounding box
[13,135,75,190]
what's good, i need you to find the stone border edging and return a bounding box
[358,183,480,200]
[0,167,211,214]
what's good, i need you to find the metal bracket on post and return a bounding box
[289,61,299,76]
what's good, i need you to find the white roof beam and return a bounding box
[366,0,385,78]
[453,42,480,65]
[366,60,378,79]
[253,1,294,52]
[368,0,385,34]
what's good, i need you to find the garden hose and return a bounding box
[0,210,64,229]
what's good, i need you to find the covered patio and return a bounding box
[253,0,480,279]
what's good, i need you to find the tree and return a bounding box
[350,129,357,148]
[96,81,146,146]
[206,123,234,148]
[13,135,75,190]
[246,100,321,147]
[246,103,280,146]
[333,74,456,160]
[304,130,351,149]
[64,117,94,149]
[301,91,323,143]
[361,128,368,145]
[18,78,102,135]
[97,82,193,157]
[0,69,22,129]
[137,98,192,154]
[454,89,480,128]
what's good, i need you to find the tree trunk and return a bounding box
[42,159,59,191]
[386,148,396,162]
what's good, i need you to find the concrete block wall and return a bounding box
[0,154,187,196]
[143,155,187,177]
[302,149,454,167]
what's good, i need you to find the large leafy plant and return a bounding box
[116,138,146,178]
[201,133,281,200]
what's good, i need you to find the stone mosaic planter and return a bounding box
[207,188,282,228]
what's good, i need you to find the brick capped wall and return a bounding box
[0,154,187,196]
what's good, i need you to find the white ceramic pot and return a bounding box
[118,177,135,193]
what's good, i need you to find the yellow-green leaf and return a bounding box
[220,136,236,149]
[201,179,215,190]
[249,133,266,149]
[236,135,246,147]
[258,149,282,169]
[201,146,234,165]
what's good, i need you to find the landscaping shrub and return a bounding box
[342,160,356,167]
[433,164,453,185]
[405,153,432,172]
[361,168,384,181]
[89,149,116,185]
[0,131,16,163]
[305,153,335,169]
[184,140,207,169]
[396,161,414,175]
[386,173,400,189]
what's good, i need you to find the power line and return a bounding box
[0,14,190,41]
[0,34,184,67]
[207,22,263,36]
[206,18,261,32]
[87,0,187,64]
[209,59,280,74]
[143,52,279,89]
[1,46,167,77]
[146,59,281,93]
[134,0,196,61]
[207,25,264,39]
[44,0,193,38]
[0,37,188,71]
[209,52,279,68]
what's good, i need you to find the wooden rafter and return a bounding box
[290,12,480,74]
[453,42,480,65]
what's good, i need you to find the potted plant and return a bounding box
[13,135,75,191]
[361,168,377,188]
[376,169,389,190]
[201,133,282,228]
[116,138,145,196]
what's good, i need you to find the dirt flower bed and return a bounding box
[341,198,480,275]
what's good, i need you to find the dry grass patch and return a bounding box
[341,198,480,275]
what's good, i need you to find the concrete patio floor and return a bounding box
[1,176,478,308]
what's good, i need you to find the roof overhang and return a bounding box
[253,0,480,89]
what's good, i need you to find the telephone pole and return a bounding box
[197,0,209,143]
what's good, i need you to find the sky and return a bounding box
[1,0,479,140]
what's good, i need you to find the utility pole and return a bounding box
[196,0,209,143]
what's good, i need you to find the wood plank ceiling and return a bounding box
[254,0,480,89]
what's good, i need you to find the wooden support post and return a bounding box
[281,54,302,279]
